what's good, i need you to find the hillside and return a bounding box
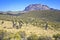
[20,10,60,22]
[0,9,60,40]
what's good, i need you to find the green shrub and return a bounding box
[53,33,60,40]
[38,36,52,40]
[27,34,38,40]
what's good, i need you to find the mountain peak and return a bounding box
[24,4,50,11]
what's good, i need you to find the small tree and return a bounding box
[16,25,19,29]
[19,21,23,28]
[45,22,48,30]
[12,20,17,28]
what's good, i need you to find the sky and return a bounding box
[0,0,60,11]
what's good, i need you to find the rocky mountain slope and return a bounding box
[24,4,51,11]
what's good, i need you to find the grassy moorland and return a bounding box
[0,10,60,40]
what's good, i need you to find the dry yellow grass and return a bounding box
[0,20,60,37]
